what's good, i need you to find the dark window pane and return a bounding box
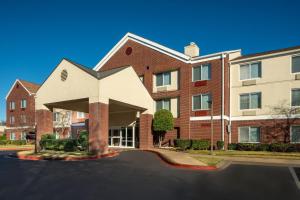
[156,73,163,86]
[193,95,201,110]
[240,94,250,109]
[292,89,300,106]
[292,56,300,73]
[193,66,201,81]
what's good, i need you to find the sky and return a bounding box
[0,0,300,121]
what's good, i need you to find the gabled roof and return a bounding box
[64,58,130,80]
[93,32,241,71]
[232,45,300,61]
[5,79,40,99]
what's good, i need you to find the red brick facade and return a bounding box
[5,81,36,140]
[99,40,230,146]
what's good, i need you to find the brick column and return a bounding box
[139,114,153,149]
[35,109,53,152]
[89,102,108,154]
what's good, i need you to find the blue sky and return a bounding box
[0,0,300,121]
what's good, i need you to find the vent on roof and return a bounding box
[61,69,68,81]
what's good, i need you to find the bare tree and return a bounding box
[53,109,71,139]
[265,100,300,143]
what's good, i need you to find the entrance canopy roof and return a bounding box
[36,59,154,114]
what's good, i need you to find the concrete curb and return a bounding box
[145,150,217,171]
[17,151,119,161]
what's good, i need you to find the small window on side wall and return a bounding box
[291,126,300,143]
[292,56,300,73]
[192,94,211,110]
[292,89,300,107]
[156,72,171,86]
[239,127,260,143]
[156,99,170,111]
[21,99,27,108]
[240,92,261,110]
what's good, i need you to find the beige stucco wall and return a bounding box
[36,59,99,110]
[99,67,154,114]
[109,111,137,127]
[230,53,300,117]
[152,70,178,93]
[154,97,178,118]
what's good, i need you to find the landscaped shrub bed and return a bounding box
[174,139,210,150]
[0,140,27,145]
[40,132,88,152]
[229,143,300,152]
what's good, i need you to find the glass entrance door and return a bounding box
[108,126,136,148]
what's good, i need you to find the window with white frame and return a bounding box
[192,94,211,110]
[156,99,171,111]
[10,133,16,140]
[21,132,27,140]
[240,62,261,80]
[193,64,211,81]
[292,55,300,73]
[20,114,26,123]
[9,101,15,110]
[156,72,171,86]
[20,99,27,108]
[239,127,260,143]
[77,112,85,119]
[240,92,261,110]
[10,116,15,124]
[291,126,300,143]
[292,89,300,107]
[53,112,60,122]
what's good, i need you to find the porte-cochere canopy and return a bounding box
[35,59,154,153]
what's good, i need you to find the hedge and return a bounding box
[0,140,27,145]
[40,132,89,152]
[228,143,300,152]
[174,139,210,150]
[217,141,224,150]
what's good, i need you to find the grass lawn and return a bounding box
[19,150,92,158]
[193,156,223,166]
[187,150,300,160]
[0,144,34,149]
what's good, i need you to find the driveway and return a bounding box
[0,150,299,200]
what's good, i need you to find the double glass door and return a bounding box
[109,126,135,148]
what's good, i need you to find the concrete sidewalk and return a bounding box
[149,148,207,166]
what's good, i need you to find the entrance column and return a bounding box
[89,102,109,154]
[139,114,153,149]
[35,109,53,152]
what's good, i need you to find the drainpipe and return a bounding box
[228,61,232,144]
[221,54,225,144]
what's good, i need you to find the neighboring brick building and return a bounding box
[5,80,39,140]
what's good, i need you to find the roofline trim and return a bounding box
[93,32,241,71]
[5,79,35,100]
[231,47,300,63]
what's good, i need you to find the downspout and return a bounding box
[228,61,232,144]
[221,54,225,144]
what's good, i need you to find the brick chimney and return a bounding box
[184,42,199,58]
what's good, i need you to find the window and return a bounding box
[292,89,300,107]
[240,92,261,110]
[240,62,261,80]
[21,99,27,108]
[20,115,26,123]
[291,126,300,143]
[9,101,15,110]
[77,112,85,119]
[10,133,16,140]
[53,112,60,122]
[239,127,260,143]
[21,132,27,140]
[10,116,15,124]
[292,56,300,73]
[192,94,211,110]
[156,72,171,86]
[193,64,211,81]
[156,99,171,111]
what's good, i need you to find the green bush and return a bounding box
[269,143,290,152]
[217,141,224,150]
[0,140,27,145]
[40,137,81,152]
[153,109,174,132]
[64,139,79,152]
[0,134,6,141]
[174,139,191,150]
[78,131,88,150]
[191,140,210,150]
[41,134,56,140]
[228,143,237,150]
